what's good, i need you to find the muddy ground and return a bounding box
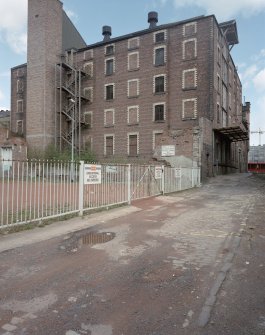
[0,173,264,335]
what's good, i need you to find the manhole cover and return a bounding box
[79,232,115,245]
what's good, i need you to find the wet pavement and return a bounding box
[0,173,265,335]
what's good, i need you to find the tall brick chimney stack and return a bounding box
[26,0,63,151]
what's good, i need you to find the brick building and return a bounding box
[10,0,250,178]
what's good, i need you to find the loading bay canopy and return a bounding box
[214,126,249,142]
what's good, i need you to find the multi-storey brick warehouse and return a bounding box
[10,0,250,179]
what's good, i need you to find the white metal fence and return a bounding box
[0,160,200,228]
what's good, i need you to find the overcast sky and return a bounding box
[0,0,265,145]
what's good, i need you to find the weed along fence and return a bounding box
[0,159,201,228]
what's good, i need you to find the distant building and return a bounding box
[248,145,265,173]
[0,110,10,128]
[10,0,250,178]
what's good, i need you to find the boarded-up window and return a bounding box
[127,106,139,124]
[17,79,24,93]
[153,132,163,149]
[84,112,92,127]
[128,134,138,156]
[128,37,139,50]
[84,87,93,102]
[105,135,114,156]
[83,62,93,77]
[183,39,197,60]
[182,69,197,89]
[17,120,23,135]
[104,109,114,126]
[128,52,139,71]
[127,79,139,97]
[182,99,197,119]
[183,22,197,36]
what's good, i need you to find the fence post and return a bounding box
[192,168,194,188]
[127,164,131,205]
[162,165,165,195]
[79,161,84,216]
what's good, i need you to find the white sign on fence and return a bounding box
[84,164,102,184]
[161,145,175,157]
[155,166,163,179]
[175,168,181,178]
[106,165,118,173]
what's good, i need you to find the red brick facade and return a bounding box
[10,0,249,178]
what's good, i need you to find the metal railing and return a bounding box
[0,160,201,228]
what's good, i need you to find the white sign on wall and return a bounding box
[161,145,175,157]
[155,166,163,179]
[84,164,102,184]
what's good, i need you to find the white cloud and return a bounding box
[253,68,265,92]
[172,0,265,20]
[0,0,27,54]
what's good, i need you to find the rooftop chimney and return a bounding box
[148,12,158,28]
[102,26,112,41]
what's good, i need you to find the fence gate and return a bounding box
[130,165,163,201]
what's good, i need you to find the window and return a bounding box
[153,131,163,150]
[127,79,139,98]
[183,39,197,60]
[128,133,138,156]
[128,37,139,50]
[17,120,23,135]
[128,52,139,71]
[17,100,23,113]
[17,79,24,93]
[84,87,93,102]
[105,84,114,100]
[104,109,115,126]
[154,47,165,66]
[183,22,197,36]
[217,74,220,92]
[182,69,197,90]
[154,31,166,43]
[217,46,221,65]
[83,111,93,127]
[127,106,139,124]
[105,44,114,55]
[104,135,114,156]
[182,98,197,120]
[154,75,165,93]
[153,103,165,122]
[83,62,93,78]
[217,103,220,123]
[105,58,114,75]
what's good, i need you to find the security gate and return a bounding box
[130,165,163,201]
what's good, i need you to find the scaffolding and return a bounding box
[55,54,90,158]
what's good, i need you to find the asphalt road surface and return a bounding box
[0,173,264,335]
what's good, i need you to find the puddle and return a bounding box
[79,232,115,246]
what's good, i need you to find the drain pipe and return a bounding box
[79,161,84,216]
[127,164,131,204]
